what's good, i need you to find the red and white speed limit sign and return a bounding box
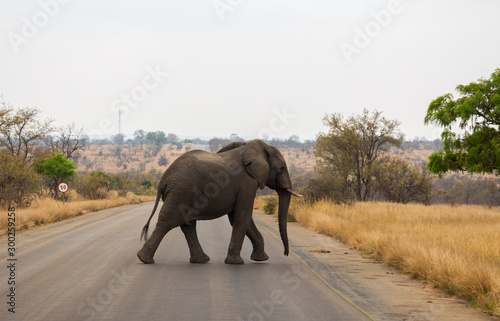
[58,182,69,193]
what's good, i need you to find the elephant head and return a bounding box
[238,140,301,256]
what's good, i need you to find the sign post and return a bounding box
[58,182,69,202]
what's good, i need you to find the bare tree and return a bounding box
[373,155,434,204]
[45,123,87,162]
[134,129,146,148]
[166,133,180,143]
[112,133,125,145]
[0,96,54,163]
[481,179,499,208]
[315,109,403,201]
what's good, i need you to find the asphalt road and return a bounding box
[0,203,372,321]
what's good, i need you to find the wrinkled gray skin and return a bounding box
[137,139,299,264]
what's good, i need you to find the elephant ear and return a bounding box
[242,140,270,190]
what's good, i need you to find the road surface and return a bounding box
[0,203,372,321]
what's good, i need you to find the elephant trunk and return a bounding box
[277,189,291,256]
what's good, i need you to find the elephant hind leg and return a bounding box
[181,222,210,263]
[137,221,175,264]
[137,205,185,264]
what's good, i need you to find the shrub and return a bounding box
[0,150,40,207]
[263,196,278,215]
[76,171,110,200]
[129,169,161,195]
[158,155,168,166]
[136,185,157,196]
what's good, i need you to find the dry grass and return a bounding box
[291,200,500,315]
[1,193,155,234]
[253,196,266,210]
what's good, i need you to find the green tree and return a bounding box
[315,109,403,201]
[146,131,167,149]
[32,153,76,199]
[424,68,500,176]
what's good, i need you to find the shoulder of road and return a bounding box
[253,210,497,321]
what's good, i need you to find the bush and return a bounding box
[108,172,131,196]
[136,185,157,196]
[302,172,353,204]
[76,171,110,200]
[0,151,40,207]
[158,155,168,166]
[373,155,433,204]
[129,169,161,195]
[263,195,278,215]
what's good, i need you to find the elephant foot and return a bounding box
[225,255,244,264]
[251,250,269,262]
[190,253,210,264]
[137,249,155,264]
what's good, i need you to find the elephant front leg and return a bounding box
[248,219,269,262]
[225,209,252,264]
[180,222,210,263]
[228,213,268,262]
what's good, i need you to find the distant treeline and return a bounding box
[88,131,317,152]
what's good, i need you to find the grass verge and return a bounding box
[1,193,155,234]
[287,200,500,316]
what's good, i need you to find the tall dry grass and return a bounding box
[1,193,155,234]
[291,200,500,315]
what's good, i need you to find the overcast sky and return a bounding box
[1,0,499,141]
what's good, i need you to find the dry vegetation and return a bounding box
[78,143,317,174]
[285,200,500,315]
[79,143,190,174]
[1,193,154,234]
[253,196,266,210]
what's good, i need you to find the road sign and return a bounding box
[58,182,69,193]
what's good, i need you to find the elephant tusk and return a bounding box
[286,189,303,197]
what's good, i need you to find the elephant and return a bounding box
[136,139,302,265]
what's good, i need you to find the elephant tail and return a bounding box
[140,187,163,241]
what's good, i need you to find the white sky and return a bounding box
[1,0,499,141]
